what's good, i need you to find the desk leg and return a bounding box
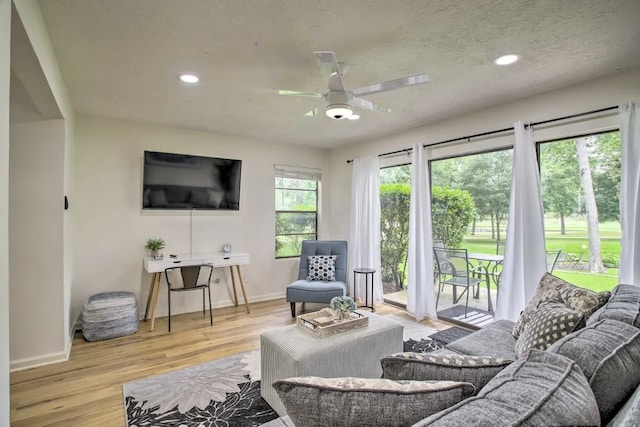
[235,265,251,313]
[229,266,239,307]
[144,273,156,321]
[149,272,161,332]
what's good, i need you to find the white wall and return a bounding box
[9,0,74,369]
[9,120,67,367]
[72,116,332,321]
[329,68,640,241]
[0,0,11,422]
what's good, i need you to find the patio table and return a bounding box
[467,252,503,312]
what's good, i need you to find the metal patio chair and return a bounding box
[433,247,491,317]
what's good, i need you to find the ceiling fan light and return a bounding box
[326,104,353,120]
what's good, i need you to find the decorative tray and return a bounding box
[297,310,368,338]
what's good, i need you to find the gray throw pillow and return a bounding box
[513,273,610,338]
[414,349,600,427]
[514,302,585,358]
[587,284,640,328]
[273,376,474,427]
[548,318,640,424]
[381,352,513,394]
[306,255,336,281]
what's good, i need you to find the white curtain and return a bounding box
[619,101,640,286]
[349,155,383,303]
[407,144,438,321]
[494,122,548,321]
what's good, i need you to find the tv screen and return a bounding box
[142,150,242,210]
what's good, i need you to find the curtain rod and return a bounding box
[345,105,618,164]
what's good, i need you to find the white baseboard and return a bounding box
[10,293,287,371]
[10,350,70,372]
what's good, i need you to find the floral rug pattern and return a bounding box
[124,350,277,426]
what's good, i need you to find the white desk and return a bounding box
[143,252,251,331]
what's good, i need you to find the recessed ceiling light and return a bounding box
[178,73,199,83]
[493,54,519,66]
[347,114,360,121]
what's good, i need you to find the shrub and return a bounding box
[431,187,475,247]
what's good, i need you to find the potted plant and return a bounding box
[145,238,166,259]
[330,296,357,322]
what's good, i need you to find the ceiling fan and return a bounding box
[278,51,429,120]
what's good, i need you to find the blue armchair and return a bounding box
[286,240,348,317]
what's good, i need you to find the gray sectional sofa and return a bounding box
[269,280,640,426]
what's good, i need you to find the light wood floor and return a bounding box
[10,298,451,426]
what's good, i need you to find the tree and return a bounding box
[591,132,621,223]
[540,142,580,234]
[431,186,475,247]
[454,150,512,242]
[379,183,411,291]
[576,136,605,273]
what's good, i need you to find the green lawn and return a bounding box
[460,218,621,292]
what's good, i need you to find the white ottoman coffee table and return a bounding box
[260,312,403,416]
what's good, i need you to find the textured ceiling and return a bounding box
[30,0,640,148]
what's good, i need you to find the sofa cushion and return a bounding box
[513,273,610,338]
[514,302,585,358]
[548,318,640,424]
[587,284,640,328]
[381,352,513,394]
[149,189,168,207]
[414,349,600,427]
[273,376,474,427]
[189,188,209,207]
[306,255,337,281]
[445,320,517,360]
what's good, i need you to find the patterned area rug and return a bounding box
[123,317,467,426]
[123,350,276,426]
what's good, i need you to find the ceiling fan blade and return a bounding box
[304,108,319,117]
[314,51,346,92]
[352,74,429,97]
[278,89,324,98]
[351,96,392,113]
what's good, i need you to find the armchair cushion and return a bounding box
[306,255,336,281]
[273,376,474,427]
[381,353,513,394]
[286,280,346,304]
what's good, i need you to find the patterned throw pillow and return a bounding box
[273,376,475,427]
[381,352,513,394]
[513,273,610,338]
[514,302,585,358]
[306,255,337,281]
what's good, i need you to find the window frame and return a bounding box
[274,166,320,259]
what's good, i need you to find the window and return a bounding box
[539,131,621,291]
[275,166,320,258]
[431,148,513,253]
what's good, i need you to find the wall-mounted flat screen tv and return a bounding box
[142,150,242,210]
